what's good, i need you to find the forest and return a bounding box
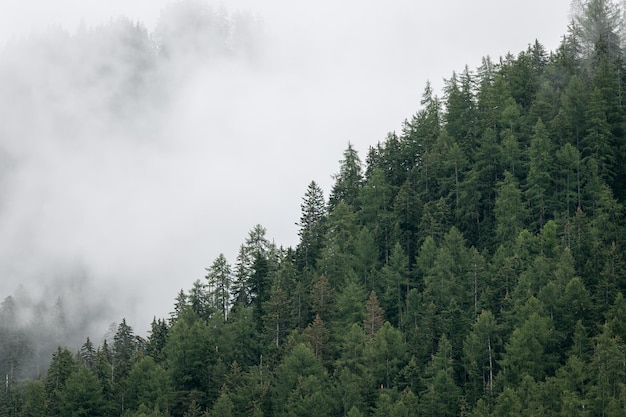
[3,0,626,416]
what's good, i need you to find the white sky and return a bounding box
[0,0,573,336]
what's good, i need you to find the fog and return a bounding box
[0,0,571,345]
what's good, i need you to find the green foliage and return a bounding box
[273,343,331,417]
[58,366,106,417]
[463,310,497,403]
[210,391,234,417]
[365,322,407,390]
[16,380,46,417]
[495,171,527,244]
[499,309,556,385]
[44,347,78,416]
[419,335,461,416]
[124,356,171,413]
[206,253,233,321]
[329,143,363,210]
[164,310,214,409]
[8,6,626,416]
[296,181,327,271]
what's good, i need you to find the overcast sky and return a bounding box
[0,0,573,337]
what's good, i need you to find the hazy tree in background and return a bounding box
[155,1,230,61]
[51,297,67,348]
[0,307,31,390]
[0,296,17,327]
[570,0,623,59]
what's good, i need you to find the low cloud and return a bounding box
[0,0,571,352]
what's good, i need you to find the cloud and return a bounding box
[0,0,572,344]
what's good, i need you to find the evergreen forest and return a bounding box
[3,0,626,416]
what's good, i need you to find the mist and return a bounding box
[0,0,572,357]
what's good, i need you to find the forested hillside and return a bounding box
[3,0,626,416]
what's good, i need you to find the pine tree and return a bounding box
[329,143,363,210]
[380,243,409,327]
[58,366,106,417]
[273,343,329,417]
[526,119,554,230]
[44,347,78,417]
[444,67,476,150]
[463,310,497,403]
[124,356,171,413]
[79,337,96,369]
[145,317,169,364]
[402,80,441,164]
[188,279,213,321]
[499,309,556,385]
[310,274,336,321]
[231,244,252,305]
[495,171,527,245]
[296,181,327,271]
[206,253,232,321]
[365,322,407,390]
[419,335,461,417]
[302,315,330,362]
[262,284,295,348]
[363,291,384,339]
[582,87,615,182]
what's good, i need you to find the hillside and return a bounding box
[2,0,626,416]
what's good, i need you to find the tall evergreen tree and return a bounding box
[495,171,527,245]
[206,253,232,321]
[419,335,461,417]
[525,118,555,230]
[296,181,327,271]
[329,143,363,210]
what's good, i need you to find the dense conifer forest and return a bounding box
[3,0,626,416]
